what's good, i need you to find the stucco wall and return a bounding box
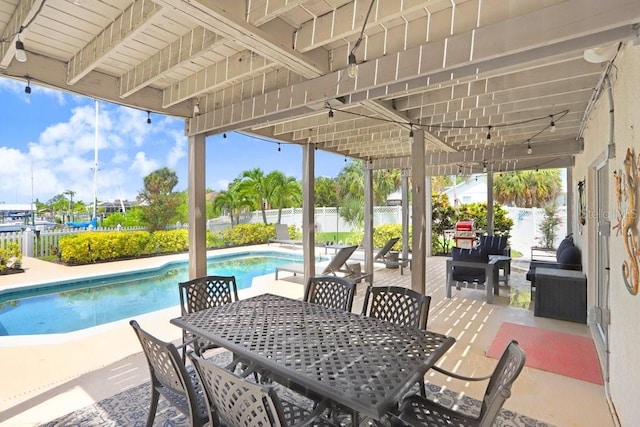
[575,42,640,425]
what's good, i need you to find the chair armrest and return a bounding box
[431,365,492,381]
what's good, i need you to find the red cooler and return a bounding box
[454,220,476,248]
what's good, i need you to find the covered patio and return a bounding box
[0,250,612,426]
[2,0,640,424]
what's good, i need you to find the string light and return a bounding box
[486,126,492,140]
[527,141,532,155]
[347,53,358,78]
[328,109,334,124]
[146,111,151,124]
[277,143,281,152]
[344,156,347,163]
[408,127,414,144]
[550,115,556,132]
[15,39,27,63]
[346,0,375,79]
[223,133,227,138]
[24,77,31,94]
[483,163,487,173]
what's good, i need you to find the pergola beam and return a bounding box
[189,0,639,136]
[247,0,308,26]
[67,0,161,85]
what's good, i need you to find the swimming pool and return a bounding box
[0,251,305,336]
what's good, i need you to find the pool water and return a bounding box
[0,251,304,336]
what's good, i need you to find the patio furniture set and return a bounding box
[129,264,527,426]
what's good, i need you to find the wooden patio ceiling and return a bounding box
[1,0,639,173]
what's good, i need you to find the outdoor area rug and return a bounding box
[38,352,553,427]
[487,321,603,385]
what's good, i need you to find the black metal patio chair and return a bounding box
[129,320,209,427]
[178,275,239,357]
[361,285,431,329]
[189,353,336,427]
[303,275,357,312]
[390,340,526,427]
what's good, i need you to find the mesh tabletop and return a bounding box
[170,293,455,420]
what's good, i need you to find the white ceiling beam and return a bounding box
[0,0,42,69]
[1,53,189,117]
[120,26,224,98]
[154,0,329,78]
[294,0,429,53]
[247,0,308,26]
[190,0,640,136]
[67,0,161,85]
[162,50,274,108]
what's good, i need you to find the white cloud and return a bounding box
[130,151,160,178]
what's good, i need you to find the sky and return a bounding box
[0,78,347,206]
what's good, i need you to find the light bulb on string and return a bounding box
[486,126,492,140]
[328,109,334,125]
[347,53,357,78]
[527,142,532,155]
[146,111,151,124]
[550,115,556,132]
[277,143,281,152]
[25,77,31,94]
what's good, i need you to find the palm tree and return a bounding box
[373,169,401,205]
[212,184,251,225]
[314,176,339,207]
[340,195,365,230]
[238,168,271,223]
[494,169,561,208]
[268,171,302,223]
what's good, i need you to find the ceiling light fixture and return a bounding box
[347,53,358,79]
[15,39,27,63]
[346,0,375,79]
[146,111,151,124]
[24,77,31,94]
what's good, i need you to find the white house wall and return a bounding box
[574,42,640,424]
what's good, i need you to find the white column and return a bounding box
[188,133,207,279]
[566,167,573,235]
[302,143,315,281]
[425,175,432,257]
[411,129,426,294]
[401,172,410,260]
[487,172,494,235]
[364,165,374,276]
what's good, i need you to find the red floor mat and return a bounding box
[486,322,603,385]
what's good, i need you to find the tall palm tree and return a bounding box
[314,176,339,207]
[268,171,302,223]
[212,185,251,225]
[238,168,271,223]
[494,169,561,208]
[373,169,401,205]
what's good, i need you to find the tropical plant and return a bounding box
[101,207,146,227]
[237,168,272,223]
[494,169,562,208]
[456,202,514,239]
[431,192,457,254]
[372,169,401,205]
[268,171,302,223]
[137,167,180,231]
[538,204,561,249]
[339,195,365,230]
[212,181,252,225]
[314,176,339,207]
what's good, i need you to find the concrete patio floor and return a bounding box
[0,245,614,426]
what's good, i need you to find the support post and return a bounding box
[411,129,426,294]
[188,133,207,279]
[401,172,410,261]
[364,165,374,278]
[487,172,494,235]
[302,143,316,282]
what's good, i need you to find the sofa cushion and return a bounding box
[478,235,508,255]
[451,247,489,283]
[557,244,581,268]
[556,237,574,260]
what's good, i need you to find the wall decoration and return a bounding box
[577,179,586,226]
[614,148,640,295]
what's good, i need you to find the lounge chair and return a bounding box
[275,245,367,281]
[268,223,302,246]
[351,237,411,274]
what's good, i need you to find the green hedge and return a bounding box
[59,230,189,264]
[221,223,275,246]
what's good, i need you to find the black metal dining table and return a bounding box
[170,293,455,422]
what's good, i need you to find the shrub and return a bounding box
[221,223,273,246]
[59,230,188,264]
[373,224,404,250]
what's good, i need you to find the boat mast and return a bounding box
[92,99,99,219]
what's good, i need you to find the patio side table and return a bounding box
[534,268,587,323]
